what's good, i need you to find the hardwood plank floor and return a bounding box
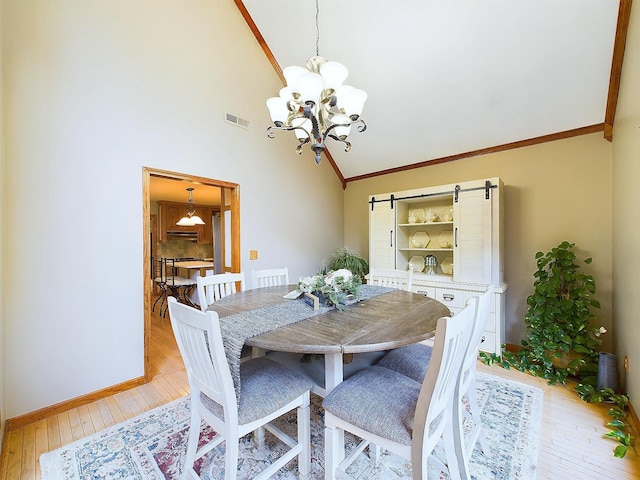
[1,309,638,479]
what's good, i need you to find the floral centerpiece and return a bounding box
[297,269,361,310]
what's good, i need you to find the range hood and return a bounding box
[166,231,198,241]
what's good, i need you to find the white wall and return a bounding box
[3,0,344,417]
[612,1,640,407]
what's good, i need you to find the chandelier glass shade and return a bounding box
[176,187,205,226]
[265,1,367,165]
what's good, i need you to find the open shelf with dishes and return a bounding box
[368,177,507,354]
[394,193,455,277]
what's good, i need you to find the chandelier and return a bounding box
[265,0,367,165]
[176,187,205,226]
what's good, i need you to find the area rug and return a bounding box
[40,372,543,479]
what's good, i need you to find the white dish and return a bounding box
[408,256,425,272]
[411,231,430,248]
[408,208,425,223]
[441,256,453,275]
[424,208,439,223]
[438,230,454,248]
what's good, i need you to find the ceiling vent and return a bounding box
[225,112,250,130]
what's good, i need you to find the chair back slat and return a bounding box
[251,267,290,289]
[197,272,246,311]
[167,297,236,409]
[463,288,494,378]
[369,268,414,291]
[411,297,476,471]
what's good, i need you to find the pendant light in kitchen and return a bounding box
[176,187,205,226]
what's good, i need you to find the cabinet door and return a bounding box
[165,204,192,230]
[198,207,213,244]
[453,186,493,284]
[369,199,396,270]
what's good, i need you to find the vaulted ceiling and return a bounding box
[237,0,631,185]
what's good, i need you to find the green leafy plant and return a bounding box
[574,384,635,457]
[297,270,361,311]
[480,242,634,458]
[503,241,604,386]
[328,248,369,282]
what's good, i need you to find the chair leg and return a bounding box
[224,437,239,480]
[370,443,382,463]
[324,414,344,480]
[452,394,471,480]
[255,426,265,448]
[160,293,169,318]
[298,396,311,480]
[152,286,165,312]
[442,415,465,480]
[466,379,491,455]
[184,407,202,480]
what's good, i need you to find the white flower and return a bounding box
[325,269,353,285]
[599,326,607,334]
[297,276,316,292]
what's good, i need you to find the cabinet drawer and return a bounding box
[413,286,436,298]
[478,331,496,353]
[434,288,465,309]
[483,312,496,333]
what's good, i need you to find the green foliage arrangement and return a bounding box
[479,241,635,457]
[297,269,361,311]
[328,248,369,282]
[502,241,604,386]
[574,384,634,458]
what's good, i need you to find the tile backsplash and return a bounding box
[157,239,213,260]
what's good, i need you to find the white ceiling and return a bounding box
[241,0,620,179]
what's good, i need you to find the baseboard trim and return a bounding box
[5,376,145,431]
[628,400,640,435]
[504,343,521,353]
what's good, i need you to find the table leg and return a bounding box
[324,352,345,474]
[323,353,343,395]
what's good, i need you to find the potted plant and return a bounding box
[504,241,605,386]
[327,247,369,282]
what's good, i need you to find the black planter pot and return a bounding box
[597,352,619,392]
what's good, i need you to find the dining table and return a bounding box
[207,284,449,476]
[206,284,450,398]
[173,259,215,278]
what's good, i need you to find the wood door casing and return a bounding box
[142,167,241,382]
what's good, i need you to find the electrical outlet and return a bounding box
[624,355,630,372]
[249,250,258,260]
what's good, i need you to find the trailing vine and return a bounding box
[478,241,635,457]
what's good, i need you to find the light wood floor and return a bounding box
[1,309,638,479]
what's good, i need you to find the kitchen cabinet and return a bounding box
[157,201,213,244]
[367,177,506,354]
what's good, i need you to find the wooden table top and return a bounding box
[173,260,214,269]
[207,285,450,355]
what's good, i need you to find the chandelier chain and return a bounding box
[315,0,319,56]
[265,0,367,165]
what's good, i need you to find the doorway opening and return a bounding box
[142,167,241,381]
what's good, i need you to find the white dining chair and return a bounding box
[251,267,289,289]
[376,288,494,476]
[167,297,312,480]
[368,268,414,291]
[196,272,245,312]
[322,298,476,480]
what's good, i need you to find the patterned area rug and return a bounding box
[40,372,543,479]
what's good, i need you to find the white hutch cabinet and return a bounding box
[368,177,506,354]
